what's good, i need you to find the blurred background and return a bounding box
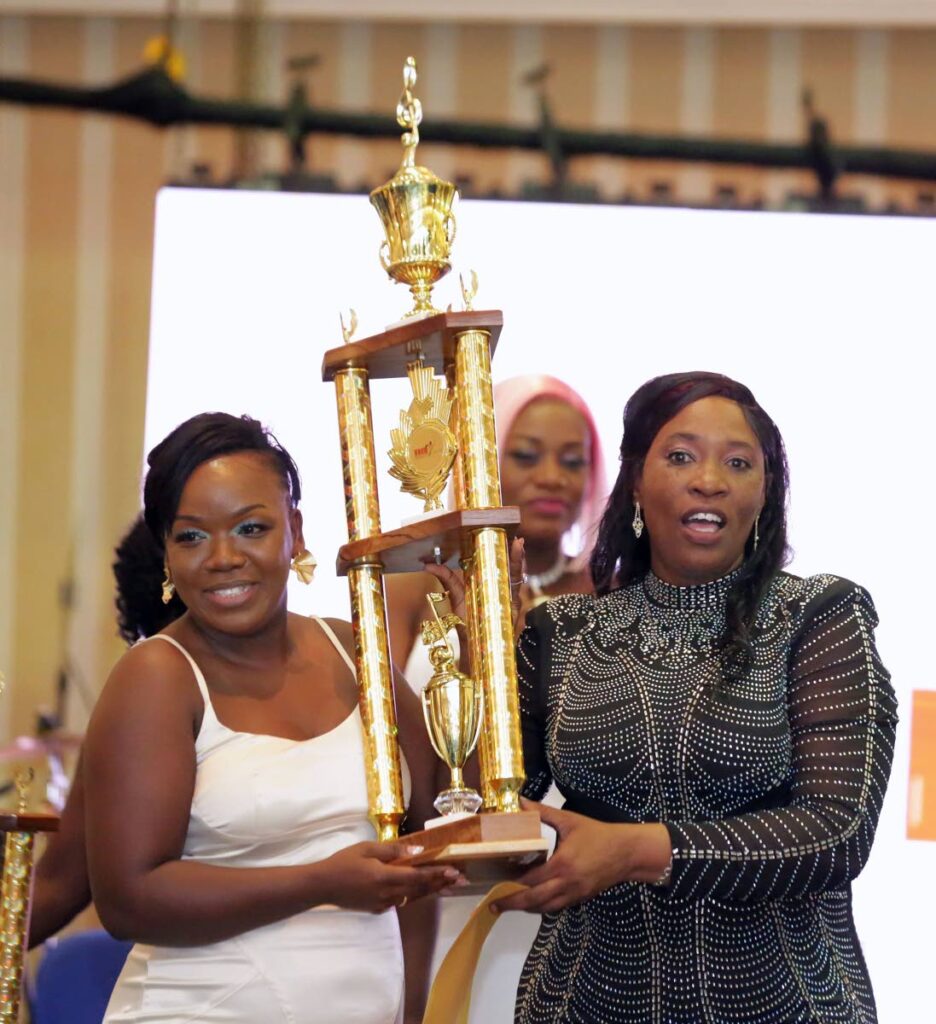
[2,0,935,806]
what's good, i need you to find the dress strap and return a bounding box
[313,617,356,677]
[147,634,212,705]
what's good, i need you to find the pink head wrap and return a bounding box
[493,375,608,568]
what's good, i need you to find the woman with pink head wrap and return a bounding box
[493,374,606,593]
[386,374,606,676]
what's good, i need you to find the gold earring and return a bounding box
[291,548,317,585]
[161,565,175,605]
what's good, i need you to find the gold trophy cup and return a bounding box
[369,56,458,319]
[420,594,483,816]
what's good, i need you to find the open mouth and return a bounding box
[681,510,726,536]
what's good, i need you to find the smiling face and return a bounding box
[634,396,766,587]
[164,451,302,637]
[500,397,591,546]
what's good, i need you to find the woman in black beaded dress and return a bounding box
[492,371,897,1024]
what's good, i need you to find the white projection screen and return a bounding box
[145,187,933,1022]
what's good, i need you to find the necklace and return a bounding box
[526,552,569,592]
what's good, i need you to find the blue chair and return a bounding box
[29,930,132,1024]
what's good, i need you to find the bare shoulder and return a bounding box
[317,616,354,657]
[89,635,202,735]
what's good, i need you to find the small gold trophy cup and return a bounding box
[420,594,483,816]
[369,57,458,318]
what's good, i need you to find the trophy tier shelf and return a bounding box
[0,812,59,833]
[336,507,521,575]
[321,310,503,381]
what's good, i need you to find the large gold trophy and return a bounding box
[323,58,547,875]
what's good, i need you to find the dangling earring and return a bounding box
[753,514,760,552]
[291,548,317,585]
[632,500,644,540]
[161,565,175,605]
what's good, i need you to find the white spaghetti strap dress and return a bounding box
[103,619,410,1024]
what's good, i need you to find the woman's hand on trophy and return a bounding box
[423,563,466,620]
[508,536,527,631]
[489,801,672,915]
[316,841,462,914]
[423,537,527,632]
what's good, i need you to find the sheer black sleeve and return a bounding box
[517,609,553,801]
[664,581,898,904]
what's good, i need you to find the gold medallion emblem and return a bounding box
[389,362,458,512]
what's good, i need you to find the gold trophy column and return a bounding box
[445,361,495,808]
[454,329,525,813]
[0,828,35,1020]
[335,368,405,841]
[0,769,58,1021]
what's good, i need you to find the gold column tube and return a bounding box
[0,830,35,1021]
[459,539,496,809]
[335,368,405,841]
[336,368,382,541]
[453,330,500,509]
[454,329,525,813]
[446,360,495,806]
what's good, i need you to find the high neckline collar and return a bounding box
[642,567,741,611]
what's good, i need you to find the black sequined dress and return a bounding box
[516,570,897,1024]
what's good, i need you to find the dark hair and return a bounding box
[590,371,790,676]
[115,412,301,642]
[113,515,186,643]
[143,412,301,544]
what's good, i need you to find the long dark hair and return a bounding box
[590,371,790,675]
[115,412,302,642]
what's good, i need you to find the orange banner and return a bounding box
[908,690,936,841]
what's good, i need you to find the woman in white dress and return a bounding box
[84,412,458,1024]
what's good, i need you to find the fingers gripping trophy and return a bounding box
[322,58,548,876]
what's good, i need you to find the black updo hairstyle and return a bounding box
[590,371,791,677]
[114,412,302,643]
[113,515,186,644]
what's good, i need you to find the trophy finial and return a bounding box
[340,308,358,344]
[459,270,479,311]
[396,56,422,168]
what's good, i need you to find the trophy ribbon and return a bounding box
[422,881,528,1024]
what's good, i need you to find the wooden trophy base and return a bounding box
[397,810,550,894]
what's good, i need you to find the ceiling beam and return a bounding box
[8,1,936,28]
